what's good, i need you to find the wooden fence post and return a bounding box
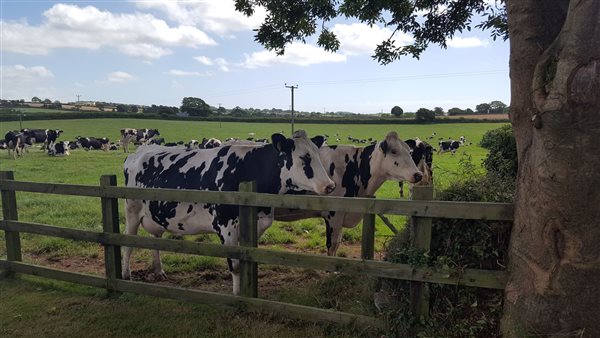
[238,181,258,298]
[409,186,434,318]
[361,196,376,260]
[100,175,122,293]
[1,171,21,278]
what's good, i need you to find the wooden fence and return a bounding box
[0,170,513,329]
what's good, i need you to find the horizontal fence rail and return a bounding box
[0,179,514,221]
[0,220,508,289]
[0,260,384,328]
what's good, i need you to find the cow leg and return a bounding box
[221,223,241,295]
[325,213,345,257]
[327,224,344,257]
[150,233,167,280]
[122,200,142,279]
[327,213,361,257]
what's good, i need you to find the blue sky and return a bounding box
[1,1,509,114]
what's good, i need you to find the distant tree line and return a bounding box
[6,96,508,122]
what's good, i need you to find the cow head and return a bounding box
[376,132,423,183]
[271,130,336,195]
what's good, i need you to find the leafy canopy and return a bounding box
[235,0,507,64]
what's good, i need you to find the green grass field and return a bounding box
[0,118,506,334]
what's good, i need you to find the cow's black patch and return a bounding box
[300,153,314,179]
[149,201,178,228]
[187,205,193,213]
[358,145,374,189]
[329,145,338,150]
[285,178,299,190]
[341,155,360,197]
[329,163,335,177]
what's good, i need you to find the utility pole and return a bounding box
[285,83,298,134]
[76,94,81,112]
[218,103,222,128]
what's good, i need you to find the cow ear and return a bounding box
[379,140,389,155]
[271,133,287,152]
[404,139,416,149]
[311,136,325,148]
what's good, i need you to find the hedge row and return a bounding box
[0,111,509,124]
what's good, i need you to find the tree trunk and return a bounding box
[502,0,600,336]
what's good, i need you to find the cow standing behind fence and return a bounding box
[122,130,335,294]
[275,131,423,256]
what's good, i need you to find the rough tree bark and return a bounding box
[502,0,600,336]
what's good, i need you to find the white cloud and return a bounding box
[1,64,54,79]
[194,56,214,66]
[447,37,489,48]
[242,43,346,68]
[107,71,136,83]
[1,4,216,60]
[332,23,412,56]
[165,70,215,77]
[214,58,231,72]
[194,56,231,71]
[0,65,56,100]
[134,1,266,37]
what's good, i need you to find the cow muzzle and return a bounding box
[325,182,336,194]
[412,172,423,183]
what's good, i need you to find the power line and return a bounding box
[202,69,507,101]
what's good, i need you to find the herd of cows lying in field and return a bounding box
[2,126,468,294]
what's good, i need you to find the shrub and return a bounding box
[382,125,516,337]
[480,124,517,179]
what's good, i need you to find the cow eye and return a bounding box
[391,150,397,155]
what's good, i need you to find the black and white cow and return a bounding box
[275,131,423,256]
[121,128,160,152]
[148,137,165,145]
[122,130,336,294]
[47,141,70,156]
[186,139,201,149]
[5,130,33,159]
[20,128,62,150]
[76,136,109,151]
[202,137,222,149]
[438,140,461,155]
[120,128,138,153]
[400,139,434,197]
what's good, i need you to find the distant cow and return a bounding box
[20,129,62,150]
[187,139,201,149]
[275,132,422,256]
[120,128,160,153]
[48,141,70,156]
[76,136,110,151]
[438,140,461,155]
[202,137,222,149]
[122,130,335,294]
[120,128,138,153]
[4,130,33,159]
[148,138,165,145]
